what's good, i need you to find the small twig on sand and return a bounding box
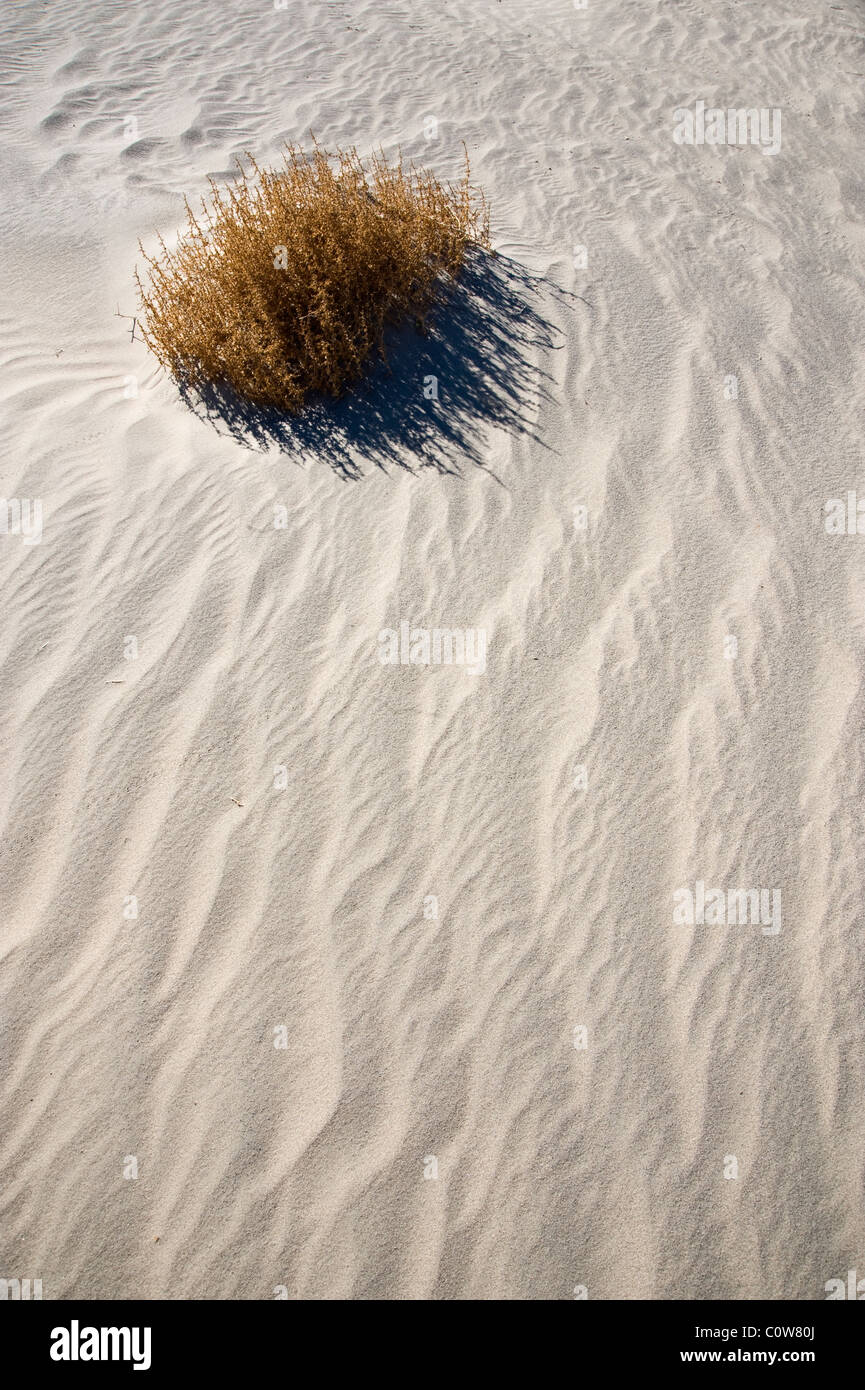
[115,305,139,342]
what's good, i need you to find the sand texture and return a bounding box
[1,0,864,1299]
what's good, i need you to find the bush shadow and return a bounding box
[178,249,568,480]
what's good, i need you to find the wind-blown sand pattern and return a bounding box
[1,0,864,1300]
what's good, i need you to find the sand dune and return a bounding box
[1,0,864,1299]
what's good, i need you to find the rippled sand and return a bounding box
[1,0,864,1299]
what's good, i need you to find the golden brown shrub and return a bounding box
[135,141,490,414]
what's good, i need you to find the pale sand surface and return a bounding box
[1,0,864,1299]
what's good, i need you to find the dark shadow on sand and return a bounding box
[177,249,569,480]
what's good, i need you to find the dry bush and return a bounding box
[135,141,491,414]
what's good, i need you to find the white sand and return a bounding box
[1,0,864,1299]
